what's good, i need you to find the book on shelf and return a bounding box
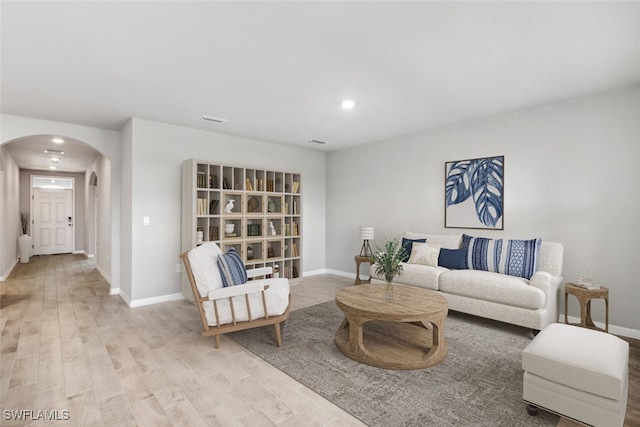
[292,221,299,236]
[292,242,299,257]
[210,174,218,189]
[209,226,219,241]
[197,198,210,215]
[246,178,253,191]
[267,179,274,192]
[292,181,300,193]
[256,178,263,191]
[197,171,206,188]
[223,177,231,189]
[293,201,298,215]
[283,202,289,215]
[284,223,291,236]
[209,199,218,215]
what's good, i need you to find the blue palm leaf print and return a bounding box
[446,156,503,227]
[445,160,472,206]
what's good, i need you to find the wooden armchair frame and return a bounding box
[180,252,291,348]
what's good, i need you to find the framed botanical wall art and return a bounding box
[445,155,504,229]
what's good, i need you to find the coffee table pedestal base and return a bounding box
[335,317,447,370]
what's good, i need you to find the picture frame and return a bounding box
[444,155,504,229]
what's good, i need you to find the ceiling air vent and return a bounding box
[308,139,327,145]
[199,115,228,124]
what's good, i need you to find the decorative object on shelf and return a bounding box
[247,245,254,260]
[359,226,374,257]
[224,199,235,213]
[268,199,275,213]
[18,212,32,264]
[247,197,259,212]
[268,247,275,258]
[224,223,235,235]
[196,228,204,244]
[373,238,408,300]
[273,264,280,278]
[269,221,276,236]
[445,155,504,229]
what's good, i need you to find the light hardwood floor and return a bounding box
[1,254,637,426]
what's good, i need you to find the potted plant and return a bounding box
[373,238,407,298]
[18,212,32,263]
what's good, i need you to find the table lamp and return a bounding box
[359,226,374,257]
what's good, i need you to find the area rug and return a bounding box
[228,301,559,426]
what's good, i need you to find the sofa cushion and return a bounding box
[202,278,290,326]
[370,262,446,291]
[407,243,440,266]
[439,269,546,309]
[400,238,426,262]
[438,248,468,269]
[403,232,462,250]
[463,234,541,279]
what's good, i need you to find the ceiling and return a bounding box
[1,1,639,171]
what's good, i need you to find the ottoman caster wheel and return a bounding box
[526,404,539,416]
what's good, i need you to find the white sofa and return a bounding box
[370,232,564,331]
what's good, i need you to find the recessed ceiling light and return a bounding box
[52,138,64,144]
[308,139,327,145]
[44,149,64,155]
[341,100,355,110]
[49,165,57,170]
[51,157,60,163]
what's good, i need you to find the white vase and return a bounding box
[224,223,235,234]
[18,234,32,263]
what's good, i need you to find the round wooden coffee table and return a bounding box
[335,283,448,370]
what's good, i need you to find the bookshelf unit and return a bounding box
[182,159,303,301]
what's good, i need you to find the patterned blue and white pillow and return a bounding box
[499,238,541,279]
[217,248,248,287]
[463,235,541,279]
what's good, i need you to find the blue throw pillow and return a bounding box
[217,248,248,287]
[400,238,426,262]
[438,248,468,269]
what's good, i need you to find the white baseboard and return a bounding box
[303,268,328,277]
[95,264,111,285]
[0,259,19,282]
[128,293,184,308]
[72,250,84,255]
[109,287,120,296]
[564,315,640,340]
[323,269,355,279]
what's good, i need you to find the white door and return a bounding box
[33,188,73,255]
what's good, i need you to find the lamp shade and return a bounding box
[359,226,374,240]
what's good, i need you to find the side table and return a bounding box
[564,283,609,333]
[354,255,373,285]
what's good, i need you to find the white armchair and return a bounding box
[181,242,290,348]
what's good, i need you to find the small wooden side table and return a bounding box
[354,255,373,285]
[564,283,609,333]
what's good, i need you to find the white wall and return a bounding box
[327,87,640,333]
[0,146,20,280]
[125,118,326,301]
[85,154,113,284]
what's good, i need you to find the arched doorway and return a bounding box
[0,133,111,285]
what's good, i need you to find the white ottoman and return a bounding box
[522,323,629,427]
